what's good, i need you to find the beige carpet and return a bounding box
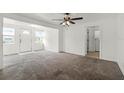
[0,51,123,80]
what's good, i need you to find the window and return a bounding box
[35,31,44,43]
[3,27,15,44]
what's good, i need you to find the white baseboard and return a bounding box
[45,49,59,52]
[118,62,124,75]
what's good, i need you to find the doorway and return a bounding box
[19,29,32,53]
[86,26,100,59]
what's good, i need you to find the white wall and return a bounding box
[63,14,118,61]
[0,16,3,69]
[98,16,117,61]
[63,24,86,55]
[44,27,59,52]
[117,14,124,74]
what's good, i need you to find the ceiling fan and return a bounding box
[52,13,83,26]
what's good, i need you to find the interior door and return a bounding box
[19,30,32,53]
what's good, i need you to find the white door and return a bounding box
[19,30,32,53]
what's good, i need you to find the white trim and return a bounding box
[84,25,102,59]
[0,16,3,69]
[118,63,124,75]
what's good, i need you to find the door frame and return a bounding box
[84,25,102,59]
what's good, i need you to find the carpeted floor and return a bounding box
[0,51,124,80]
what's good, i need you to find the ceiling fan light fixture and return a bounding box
[62,22,66,26]
[53,13,83,26]
[66,21,70,25]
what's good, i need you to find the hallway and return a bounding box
[86,52,99,59]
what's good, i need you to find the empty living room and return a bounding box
[1,0,124,93]
[0,13,124,80]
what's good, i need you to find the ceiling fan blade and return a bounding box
[69,21,75,24]
[71,17,83,20]
[60,22,63,25]
[59,21,65,25]
[52,19,63,21]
